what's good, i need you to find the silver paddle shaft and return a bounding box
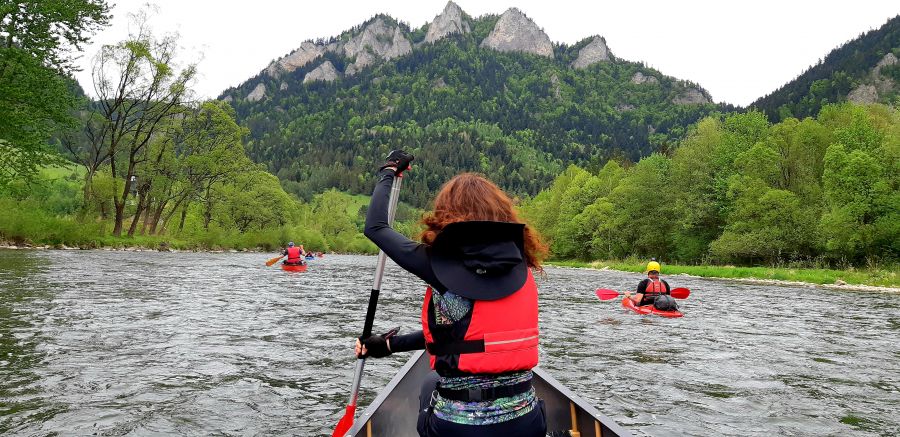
[347,174,403,407]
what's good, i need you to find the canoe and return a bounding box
[621,297,683,318]
[345,350,632,437]
[281,263,308,272]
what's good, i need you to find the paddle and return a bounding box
[265,255,285,266]
[595,287,691,300]
[331,173,404,437]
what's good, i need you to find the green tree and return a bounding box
[553,161,624,258]
[819,143,884,260]
[312,189,358,237]
[710,177,816,263]
[0,0,110,188]
[605,153,675,258]
[80,10,197,235]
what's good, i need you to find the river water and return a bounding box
[1,250,897,436]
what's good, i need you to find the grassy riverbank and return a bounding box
[548,259,900,289]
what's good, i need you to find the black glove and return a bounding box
[379,150,414,175]
[359,327,399,358]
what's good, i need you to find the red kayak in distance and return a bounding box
[281,263,308,272]
[621,297,683,318]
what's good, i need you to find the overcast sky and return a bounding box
[73,0,899,106]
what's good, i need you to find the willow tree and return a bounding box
[80,10,197,236]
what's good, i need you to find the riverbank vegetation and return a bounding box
[0,161,421,253]
[524,104,899,285]
[549,259,899,288]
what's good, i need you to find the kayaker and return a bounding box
[355,150,548,437]
[625,259,677,310]
[282,242,305,265]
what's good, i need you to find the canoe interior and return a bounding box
[347,350,632,437]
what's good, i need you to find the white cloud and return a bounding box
[74,0,900,106]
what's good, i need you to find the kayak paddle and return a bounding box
[670,287,690,299]
[265,255,285,266]
[331,173,404,437]
[595,287,691,300]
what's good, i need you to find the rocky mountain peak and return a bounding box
[572,36,611,69]
[480,8,553,58]
[266,41,325,77]
[343,17,412,75]
[425,1,470,43]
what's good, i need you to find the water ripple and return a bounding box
[0,251,897,436]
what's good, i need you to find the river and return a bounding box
[1,250,897,436]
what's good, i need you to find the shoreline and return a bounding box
[5,243,896,293]
[0,242,345,255]
[0,241,267,253]
[547,262,900,294]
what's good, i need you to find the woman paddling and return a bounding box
[356,150,548,437]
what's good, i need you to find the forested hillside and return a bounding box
[752,15,900,123]
[222,4,724,206]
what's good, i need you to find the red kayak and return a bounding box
[621,297,683,318]
[281,263,307,272]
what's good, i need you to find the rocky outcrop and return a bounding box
[572,36,611,68]
[303,61,340,83]
[673,87,711,105]
[343,18,412,75]
[247,83,266,102]
[631,72,659,85]
[266,42,325,77]
[848,84,878,104]
[480,8,553,58]
[549,73,561,99]
[432,76,448,89]
[425,1,470,43]
[876,52,898,70]
[847,53,897,103]
[279,82,289,91]
[873,53,897,93]
[221,94,233,103]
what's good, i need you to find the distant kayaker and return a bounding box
[625,259,677,310]
[355,150,549,437]
[282,242,305,265]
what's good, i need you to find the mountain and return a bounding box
[752,15,900,122]
[220,2,723,206]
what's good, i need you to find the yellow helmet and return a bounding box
[645,260,661,273]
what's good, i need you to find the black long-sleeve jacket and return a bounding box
[362,169,438,352]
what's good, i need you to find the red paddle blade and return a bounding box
[671,287,691,299]
[331,404,356,437]
[595,288,622,301]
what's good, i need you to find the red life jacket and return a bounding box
[286,247,302,263]
[639,279,668,306]
[644,279,666,296]
[421,270,539,375]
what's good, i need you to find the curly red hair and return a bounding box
[420,173,548,270]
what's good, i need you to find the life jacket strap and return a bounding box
[425,339,484,356]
